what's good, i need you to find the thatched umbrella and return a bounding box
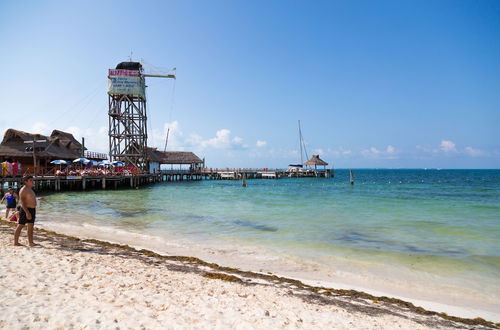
[304,155,328,170]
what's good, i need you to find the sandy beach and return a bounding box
[0,221,497,330]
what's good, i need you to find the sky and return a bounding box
[0,0,499,168]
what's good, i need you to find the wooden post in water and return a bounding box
[82,178,86,190]
[102,177,106,189]
[242,173,247,187]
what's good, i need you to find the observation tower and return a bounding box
[107,61,175,172]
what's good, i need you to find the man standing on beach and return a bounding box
[14,175,39,246]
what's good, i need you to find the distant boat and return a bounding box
[287,121,307,176]
[350,169,354,185]
[219,171,238,180]
[286,121,330,177]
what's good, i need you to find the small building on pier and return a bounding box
[159,151,203,170]
[145,147,203,173]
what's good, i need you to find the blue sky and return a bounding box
[0,0,499,168]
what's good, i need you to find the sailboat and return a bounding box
[286,121,316,177]
[287,120,331,178]
[288,120,307,168]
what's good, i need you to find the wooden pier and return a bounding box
[0,172,203,194]
[197,168,333,180]
[0,168,333,194]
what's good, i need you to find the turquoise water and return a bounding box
[39,169,500,303]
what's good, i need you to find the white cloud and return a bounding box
[440,140,457,153]
[197,129,245,149]
[417,140,458,155]
[361,146,398,159]
[256,140,267,147]
[151,121,184,151]
[464,146,485,157]
[202,129,231,148]
[144,121,249,151]
[232,136,243,145]
[361,147,381,158]
[416,141,492,158]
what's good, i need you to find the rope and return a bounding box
[164,72,177,151]
[46,77,103,129]
[146,86,153,149]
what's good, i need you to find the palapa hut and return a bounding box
[146,147,203,173]
[159,151,203,167]
[0,128,104,175]
[304,154,328,170]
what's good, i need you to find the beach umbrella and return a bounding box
[86,160,98,166]
[73,158,90,164]
[97,160,111,166]
[50,160,69,165]
[112,161,125,167]
[50,159,69,173]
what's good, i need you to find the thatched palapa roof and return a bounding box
[50,130,84,151]
[1,129,48,145]
[146,147,203,165]
[146,147,162,163]
[304,155,328,166]
[0,128,84,160]
[160,151,203,164]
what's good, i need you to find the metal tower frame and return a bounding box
[108,93,148,171]
[107,63,175,173]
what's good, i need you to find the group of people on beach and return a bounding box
[1,176,43,246]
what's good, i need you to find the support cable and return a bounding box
[164,76,176,151]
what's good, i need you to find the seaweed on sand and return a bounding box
[0,220,498,329]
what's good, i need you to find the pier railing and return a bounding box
[201,168,278,173]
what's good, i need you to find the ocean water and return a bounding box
[35,169,500,317]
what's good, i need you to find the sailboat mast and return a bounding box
[298,120,304,165]
[163,128,170,152]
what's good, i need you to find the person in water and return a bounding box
[14,176,42,246]
[1,188,18,220]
